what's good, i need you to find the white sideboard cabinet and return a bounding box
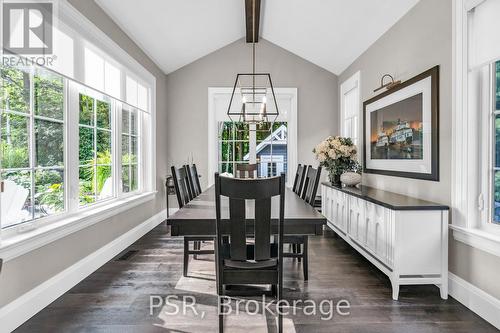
[321,183,449,300]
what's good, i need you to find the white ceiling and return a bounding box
[96,0,420,75]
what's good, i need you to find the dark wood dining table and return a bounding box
[168,186,326,237]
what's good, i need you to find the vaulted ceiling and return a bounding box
[95,0,420,75]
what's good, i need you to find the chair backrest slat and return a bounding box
[303,166,322,206]
[183,165,195,199]
[191,164,202,195]
[229,198,247,260]
[215,173,285,263]
[236,163,257,179]
[293,164,307,195]
[171,166,192,208]
[185,164,202,197]
[254,198,271,261]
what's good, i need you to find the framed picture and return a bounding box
[363,66,439,181]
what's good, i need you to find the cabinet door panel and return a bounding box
[348,196,364,241]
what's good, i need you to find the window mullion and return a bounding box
[67,81,80,212]
[29,68,35,221]
[115,102,122,197]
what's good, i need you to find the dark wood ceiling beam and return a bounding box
[245,0,261,43]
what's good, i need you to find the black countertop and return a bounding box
[321,182,449,211]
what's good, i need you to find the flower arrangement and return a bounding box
[313,136,361,185]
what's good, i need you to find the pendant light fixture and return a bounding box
[227,0,279,124]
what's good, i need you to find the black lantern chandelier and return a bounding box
[227,0,279,124]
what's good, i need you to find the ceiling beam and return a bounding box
[245,0,261,43]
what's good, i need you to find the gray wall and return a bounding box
[338,0,500,299]
[0,0,168,307]
[166,38,339,190]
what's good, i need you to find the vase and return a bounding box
[340,172,361,187]
[328,172,342,186]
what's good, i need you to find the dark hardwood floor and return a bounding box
[15,223,498,333]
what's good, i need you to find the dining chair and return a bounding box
[235,163,257,179]
[292,164,307,195]
[214,173,285,333]
[283,166,322,281]
[171,166,214,276]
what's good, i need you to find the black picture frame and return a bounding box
[363,65,439,181]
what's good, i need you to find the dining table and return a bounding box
[167,185,326,237]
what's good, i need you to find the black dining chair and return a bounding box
[235,163,257,179]
[171,166,214,277]
[283,166,322,281]
[292,164,307,195]
[215,173,285,333]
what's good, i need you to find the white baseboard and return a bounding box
[0,209,167,333]
[449,272,500,330]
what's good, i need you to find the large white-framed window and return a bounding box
[452,0,500,257]
[0,0,156,257]
[1,62,151,231]
[340,71,361,147]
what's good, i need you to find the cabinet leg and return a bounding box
[391,281,400,300]
[439,282,448,300]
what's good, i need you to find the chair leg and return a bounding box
[303,237,309,281]
[183,238,189,277]
[219,300,224,333]
[297,243,302,263]
[193,241,199,260]
[277,283,283,333]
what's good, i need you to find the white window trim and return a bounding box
[340,71,361,145]
[208,87,298,187]
[452,0,500,257]
[0,0,157,258]
[0,191,156,262]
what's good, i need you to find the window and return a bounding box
[218,122,249,174]
[0,62,151,232]
[217,121,287,178]
[492,61,500,223]
[78,92,113,206]
[256,122,287,177]
[451,0,500,256]
[340,72,360,146]
[0,1,155,258]
[121,107,139,193]
[1,66,65,228]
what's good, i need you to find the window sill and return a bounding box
[451,225,500,258]
[0,191,157,262]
